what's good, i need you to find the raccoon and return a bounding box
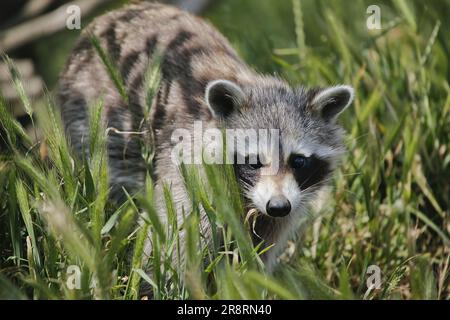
[58,2,353,273]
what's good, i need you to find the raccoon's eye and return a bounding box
[290,154,309,169]
[246,155,263,170]
[250,161,263,170]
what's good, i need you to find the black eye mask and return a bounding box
[232,153,261,188]
[288,154,331,190]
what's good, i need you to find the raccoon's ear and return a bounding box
[205,80,245,118]
[310,85,354,121]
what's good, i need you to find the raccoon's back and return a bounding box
[58,2,250,136]
[57,2,254,199]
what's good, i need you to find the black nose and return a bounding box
[266,196,291,217]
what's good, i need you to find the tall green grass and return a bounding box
[1,0,449,299]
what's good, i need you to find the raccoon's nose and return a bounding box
[266,196,291,217]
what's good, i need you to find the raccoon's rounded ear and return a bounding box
[310,85,354,121]
[205,79,245,118]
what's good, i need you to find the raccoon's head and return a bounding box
[205,78,353,219]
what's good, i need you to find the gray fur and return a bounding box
[58,3,353,274]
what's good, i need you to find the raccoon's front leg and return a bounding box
[142,160,213,285]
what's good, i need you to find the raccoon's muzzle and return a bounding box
[266,195,291,217]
